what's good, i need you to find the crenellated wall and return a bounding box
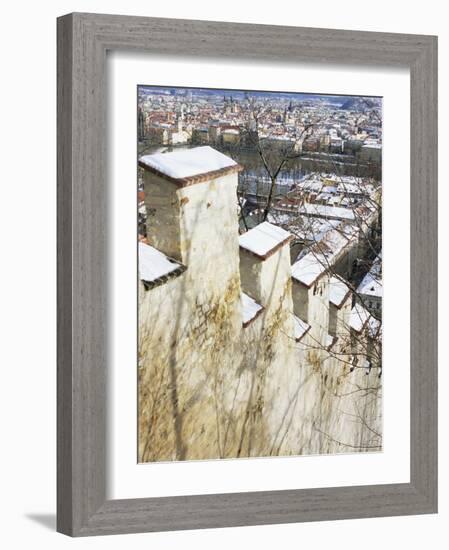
[138,147,382,462]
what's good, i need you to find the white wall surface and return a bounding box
[0,1,445,548]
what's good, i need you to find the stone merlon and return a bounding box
[139,145,243,187]
[238,221,293,260]
[139,146,243,266]
[239,222,293,310]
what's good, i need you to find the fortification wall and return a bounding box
[138,147,382,462]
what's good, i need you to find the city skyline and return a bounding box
[138,85,382,105]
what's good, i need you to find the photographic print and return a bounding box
[137,86,382,463]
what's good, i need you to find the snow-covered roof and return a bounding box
[299,202,355,221]
[139,146,240,183]
[357,253,382,298]
[293,316,311,341]
[349,303,371,333]
[275,215,341,243]
[362,143,382,149]
[329,276,351,308]
[266,211,295,227]
[139,242,185,288]
[337,181,373,196]
[239,221,292,260]
[296,179,326,193]
[241,292,263,327]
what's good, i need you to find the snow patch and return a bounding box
[139,146,237,180]
[139,242,182,283]
[241,292,263,325]
[239,221,291,258]
[299,202,355,221]
[349,303,371,333]
[329,276,351,307]
[357,252,382,298]
[293,316,310,341]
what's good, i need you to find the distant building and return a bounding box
[208,124,221,144]
[329,137,343,153]
[302,136,320,152]
[192,127,209,144]
[320,134,331,151]
[358,140,382,163]
[169,112,190,145]
[344,137,364,154]
[221,128,240,146]
[147,125,170,145]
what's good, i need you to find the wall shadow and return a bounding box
[25,513,56,531]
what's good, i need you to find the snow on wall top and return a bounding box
[357,253,382,298]
[329,276,351,308]
[139,146,238,181]
[349,303,371,333]
[239,221,292,259]
[325,333,337,349]
[368,316,382,339]
[291,254,326,288]
[293,316,310,341]
[139,242,183,284]
[241,292,263,326]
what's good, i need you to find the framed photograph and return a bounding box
[57,12,437,536]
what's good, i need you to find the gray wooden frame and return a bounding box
[57,12,438,537]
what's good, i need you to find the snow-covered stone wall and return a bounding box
[138,147,382,462]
